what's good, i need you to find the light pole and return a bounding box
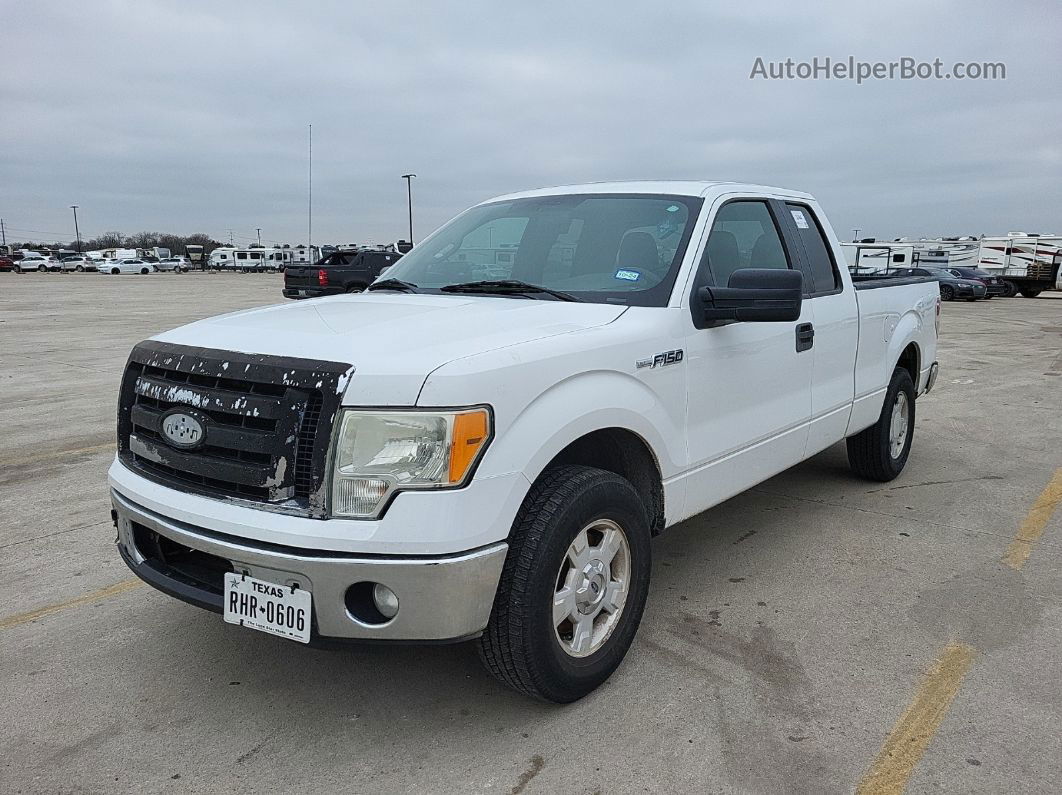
[70,205,82,253]
[401,173,416,245]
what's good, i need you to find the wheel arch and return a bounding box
[540,427,666,536]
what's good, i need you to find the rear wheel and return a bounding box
[1002,282,1017,297]
[38,264,47,272]
[846,367,916,482]
[346,285,364,294]
[939,284,954,301]
[1019,288,1042,298]
[478,465,651,703]
[140,267,150,274]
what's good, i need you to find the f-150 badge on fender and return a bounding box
[636,349,684,369]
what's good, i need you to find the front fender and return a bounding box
[477,370,687,525]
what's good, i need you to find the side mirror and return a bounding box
[698,268,803,322]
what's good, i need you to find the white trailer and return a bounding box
[975,234,1062,296]
[841,242,915,274]
[208,246,295,272]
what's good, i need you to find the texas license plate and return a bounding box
[223,572,312,643]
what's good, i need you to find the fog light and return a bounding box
[372,583,399,619]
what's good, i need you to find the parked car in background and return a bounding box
[101,259,154,275]
[14,254,56,272]
[60,255,99,272]
[890,267,986,301]
[0,255,14,272]
[155,257,190,272]
[941,266,1009,297]
[282,246,402,298]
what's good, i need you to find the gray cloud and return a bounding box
[2,0,1059,246]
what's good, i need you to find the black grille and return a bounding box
[294,392,323,498]
[118,341,351,518]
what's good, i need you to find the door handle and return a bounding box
[795,322,815,352]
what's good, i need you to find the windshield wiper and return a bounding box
[439,280,582,302]
[367,278,419,293]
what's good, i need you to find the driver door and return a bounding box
[679,197,814,519]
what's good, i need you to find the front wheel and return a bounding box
[76,264,84,272]
[939,285,954,301]
[38,264,47,272]
[846,367,916,482]
[111,268,120,275]
[477,465,651,703]
[1019,288,1042,298]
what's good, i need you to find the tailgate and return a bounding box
[284,266,319,288]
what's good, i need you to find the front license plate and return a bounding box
[298,290,308,296]
[223,573,311,643]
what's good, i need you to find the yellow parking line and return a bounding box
[0,579,143,631]
[1003,468,1062,570]
[856,642,977,795]
[6,442,115,467]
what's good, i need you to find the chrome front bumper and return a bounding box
[112,489,507,642]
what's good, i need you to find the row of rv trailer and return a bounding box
[841,233,1062,296]
[1,244,345,272]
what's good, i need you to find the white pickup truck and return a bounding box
[109,181,940,702]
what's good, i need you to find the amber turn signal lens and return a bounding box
[449,410,490,483]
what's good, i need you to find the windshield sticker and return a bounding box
[666,205,680,212]
[615,269,641,281]
[791,209,810,229]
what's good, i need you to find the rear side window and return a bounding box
[698,200,789,288]
[785,203,840,293]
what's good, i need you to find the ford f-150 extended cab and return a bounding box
[109,181,940,702]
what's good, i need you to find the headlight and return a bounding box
[330,408,492,518]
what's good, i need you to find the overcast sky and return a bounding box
[3,0,1059,247]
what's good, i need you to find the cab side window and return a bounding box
[697,201,789,288]
[785,203,841,293]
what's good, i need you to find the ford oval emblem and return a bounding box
[160,408,207,450]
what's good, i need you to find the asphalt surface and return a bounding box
[2,272,1060,794]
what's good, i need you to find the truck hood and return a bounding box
[152,293,627,405]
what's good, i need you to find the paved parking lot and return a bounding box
[2,273,1060,794]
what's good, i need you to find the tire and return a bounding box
[847,367,916,482]
[14,265,23,274]
[477,465,652,703]
[983,294,992,299]
[966,296,978,302]
[1002,282,1017,297]
[1019,288,1042,298]
[76,264,84,272]
[346,285,364,294]
[939,284,954,301]
[140,267,149,274]
[111,268,120,275]
[38,264,47,272]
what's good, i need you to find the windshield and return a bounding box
[379,193,703,306]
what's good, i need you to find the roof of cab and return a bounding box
[484,180,816,203]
